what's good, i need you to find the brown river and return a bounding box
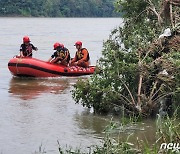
[0,18,156,154]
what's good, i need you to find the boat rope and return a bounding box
[15,55,21,74]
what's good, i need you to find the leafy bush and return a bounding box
[72,0,180,117]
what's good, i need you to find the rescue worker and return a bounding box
[20,36,38,57]
[48,42,70,66]
[70,41,90,68]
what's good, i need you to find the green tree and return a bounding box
[0,0,120,17]
[72,0,180,117]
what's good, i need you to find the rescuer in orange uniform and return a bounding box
[70,41,90,68]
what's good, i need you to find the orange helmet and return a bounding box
[23,36,30,43]
[74,41,82,46]
[53,42,60,50]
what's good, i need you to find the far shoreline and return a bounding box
[0,15,122,18]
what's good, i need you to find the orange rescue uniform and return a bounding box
[71,48,90,67]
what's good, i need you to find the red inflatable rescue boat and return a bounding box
[8,57,96,77]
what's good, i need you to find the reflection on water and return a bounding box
[0,18,157,154]
[5,77,157,153]
[8,77,70,100]
[74,110,111,136]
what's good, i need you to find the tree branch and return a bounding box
[118,76,136,105]
[147,0,163,26]
[170,1,174,28]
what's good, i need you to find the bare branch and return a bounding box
[114,91,135,106]
[118,76,136,105]
[137,75,143,107]
[146,0,163,26]
[170,2,175,28]
[152,91,177,105]
[171,0,180,6]
[149,80,158,99]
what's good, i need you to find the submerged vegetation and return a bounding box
[55,113,179,154]
[33,112,180,153]
[0,0,120,17]
[72,0,180,117]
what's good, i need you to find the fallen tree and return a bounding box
[72,0,180,117]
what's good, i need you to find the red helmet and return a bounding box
[59,43,64,48]
[74,41,82,46]
[23,36,30,43]
[53,42,60,50]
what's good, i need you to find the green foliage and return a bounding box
[72,0,180,116]
[0,0,121,17]
[155,112,180,154]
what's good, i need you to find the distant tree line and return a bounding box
[0,0,120,17]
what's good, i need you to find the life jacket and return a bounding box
[76,48,90,62]
[57,50,66,59]
[53,47,70,63]
[22,44,33,57]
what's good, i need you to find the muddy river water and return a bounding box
[0,18,156,154]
